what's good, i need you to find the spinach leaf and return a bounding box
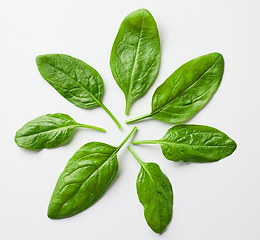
[110,8,160,115]
[14,113,105,149]
[128,146,173,234]
[48,126,137,219]
[36,54,122,129]
[132,124,236,163]
[126,52,224,124]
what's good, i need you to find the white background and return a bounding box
[1,0,260,239]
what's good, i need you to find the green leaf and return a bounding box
[36,54,122,129]
[126,52,224,124]
[110,8,160,115]
[132,124,237,163]
[128,146,173,234]
[48,126,138,219]
[14,113,105,149]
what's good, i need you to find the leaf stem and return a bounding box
[127,145,144,166]
[99,102,122,129]
[117,126,138,150]
[78,124,106,132]
[125,112,151,124]
[132,139,158,145]
[125,100,131,116]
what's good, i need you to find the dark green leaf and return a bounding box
[48,142,118,219]
[128,146,173,234]
[48,126,137,219]
[14,113,105,149]
[110,9,160,115]
[132,124,237,163]
[36,54,122,129]
[126,52,224,124]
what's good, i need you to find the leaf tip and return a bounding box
[35,54,43,64]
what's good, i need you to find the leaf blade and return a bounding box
[151,52,224,123]
[48,142,118,219]
[160,125,236,162]
[110,8,160,114]
[36,54,104,109]
[138,162,173,233]
[128,146,173,234]
[14,113,105,149]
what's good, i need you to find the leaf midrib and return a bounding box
[140,163,162,232]
[17,124,78,138]
[159,140,234,148]
[126,12,145,106]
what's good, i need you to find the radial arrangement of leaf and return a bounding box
[15,8,236,235]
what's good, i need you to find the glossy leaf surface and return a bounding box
[36,54,104,109]
[133,124,237,163]
[36,54,122,129]
[126,52,224,124]
[15,113,105,149]
[48,126,137,219]
[128,146,173,234]
[48,142,118,219]
[110,8,160,115]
